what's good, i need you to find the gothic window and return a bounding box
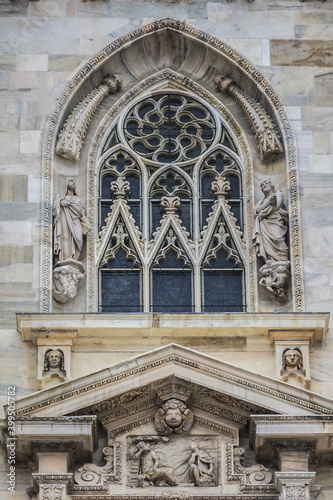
[97,92,246,313]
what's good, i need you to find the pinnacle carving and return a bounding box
[55,75,122,162]
[215,75,284,161]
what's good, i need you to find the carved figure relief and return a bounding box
[253,178,290,301]
[132,439,178,487]
[187,441,215,487]
[233,447,272,485]
[155,399,194,435]
[128,436,218,488]
[74,446,114,485]
[279,347,309,390]
[52,177,91,302]
[43,349,65,374]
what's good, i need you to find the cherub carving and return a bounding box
[155,398,194,435]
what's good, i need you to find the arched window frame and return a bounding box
[94,83,251,314]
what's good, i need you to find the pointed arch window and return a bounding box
[96,92,246,313]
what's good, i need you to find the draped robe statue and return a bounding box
[252,178,289,263]
[53,177,90,262]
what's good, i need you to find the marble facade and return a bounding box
[1,0,333,499]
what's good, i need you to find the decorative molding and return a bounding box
[74,443,121,485]
[215,75,284,161]
[191,399,247,425]
[55,75,122,162]
[233,446,272,485]
[16,355,333,417]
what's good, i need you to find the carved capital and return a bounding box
[161,196,181,214]
[274,472,320,500]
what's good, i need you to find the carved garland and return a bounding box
[41,19,303,312]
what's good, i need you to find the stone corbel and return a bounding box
[36,330,77,390]
[214,75,284,161]
[55,74,122,162]
[275,472,320,500]
[268,330,316,389]
[29,473,73,500]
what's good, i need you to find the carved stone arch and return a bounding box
[41,17,302,314]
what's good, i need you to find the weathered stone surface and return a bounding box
[270,40,333,67]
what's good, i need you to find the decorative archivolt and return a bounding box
[42,18,303,312]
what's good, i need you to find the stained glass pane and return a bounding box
[101,271,140,312]
[203,270,243,312]
[229,201,242,230]
[126,174,140,198]
[201,201,213,229]
[155,249,189,269]
[225,174,240,198]
[101,174,116,198]
[205,246,240,269]
[128,201,141,228]
[103,249,138,269]
[201,174,216,198]
[152,271,192,312]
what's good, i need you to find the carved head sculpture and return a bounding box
[64,177,77,196]
[281,347,304,374]
[155,398,194,435]
[44,349,65,372]
[260,178,276,194]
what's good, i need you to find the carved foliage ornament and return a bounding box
[56,75,122,162]
[215,75,284,161]
[155,398,194,435]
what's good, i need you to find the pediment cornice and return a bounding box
[11,343,333,420]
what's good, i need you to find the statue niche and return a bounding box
[253,178,290,301]
[52,177,91,303]
[155,398,194,435]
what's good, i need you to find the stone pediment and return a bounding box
[14,343,333,422]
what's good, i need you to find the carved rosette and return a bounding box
[52,260,85,303]
[55,75,122,162]
[215,75,284,161]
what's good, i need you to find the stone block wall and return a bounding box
[0,0,332,410]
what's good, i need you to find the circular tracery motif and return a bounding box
[124,94,216,163]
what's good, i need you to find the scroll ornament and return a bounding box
[74,447,114,485]
[214,75,284,161]
[55,74,122,162]
[234,447,272,485]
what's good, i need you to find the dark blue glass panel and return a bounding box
[152,271,192,313]
[229,201,242,230]
[225,174,240,198]
[101,174,116,198]
[203,270,243,312]
[179,200,191,236]
[205,245,239,269]
[201,201,213,229]
[128,202,141,229]
[151,201,163,235]
[126,174,140,198]
[101,271,141,312]
[100,202,112,228]
[104,248,138,269]
[201,174,215,198]
[155,249,189,269]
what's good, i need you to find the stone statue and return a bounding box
[187,441,215,487]
[155,398,194,435]
[53,177,91,262]
[259,265,287,300]
[132,440,178,487]
[44,349,65,373]
[253,178,289,263]
[281,348,305,377]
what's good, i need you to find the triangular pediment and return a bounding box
[14,344,333,426]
